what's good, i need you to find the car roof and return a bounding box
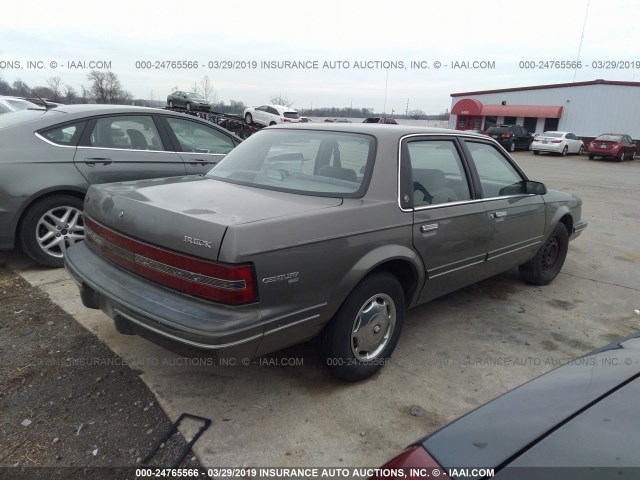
[268,122,488,141]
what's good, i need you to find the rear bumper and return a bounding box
[531,143,563,153]
[64,242,264,357]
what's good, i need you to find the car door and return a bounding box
[624,135,636,157]
[160,115,238,173]
[403,136,493,303]
[461,139,546,276]
[254,105,269,125]
[566,133,579,153]
[74,114,187,184]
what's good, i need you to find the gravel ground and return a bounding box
[0,264,208,479]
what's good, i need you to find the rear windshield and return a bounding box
[283,112,300,119]
[541,132,563,137]
[595,135,622,142]
[486,126,509,134]
[206,129,375,197]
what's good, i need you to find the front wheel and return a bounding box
[20,195,85,267]
[533,150,540,155]
[185,102,192,111]
[519,222,569,286]
[321,273,404,382]
[619,151,625,162]
[168,100,174,108]
[578,145,584,155]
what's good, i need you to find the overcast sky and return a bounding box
[2,0,639,113]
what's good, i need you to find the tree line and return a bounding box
[0,70,450,119]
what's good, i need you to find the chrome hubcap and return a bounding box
[36,206,84,259]
[351,293,396,361]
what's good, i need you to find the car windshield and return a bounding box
[542,132,563,138]
[206,129,375,197]
[188,93,204,99]
[595,135,622,142]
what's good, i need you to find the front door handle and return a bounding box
[189,159,211,166]
[491,211,507,219]
[420,223,438,233]
[83,158,112,166]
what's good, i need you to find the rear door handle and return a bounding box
[83,157,112,166]
[491,211,507,219]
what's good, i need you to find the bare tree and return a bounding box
[198,75,216,102]
[64,85,78,103]
[86,70,130,104]
[46,76,64,102]
[408,109,425,120]
[270,94,293,107]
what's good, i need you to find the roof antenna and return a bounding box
[573,0,591,82]
[20,81,52,110]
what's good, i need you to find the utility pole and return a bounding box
[405,98,409,116]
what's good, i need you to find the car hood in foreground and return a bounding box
[84,175,342,260]
[419,333,640,477]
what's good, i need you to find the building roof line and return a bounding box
[450,79,640,97]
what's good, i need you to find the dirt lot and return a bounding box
[0,265,205,479]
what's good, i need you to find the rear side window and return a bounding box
[39,121,86,146]
[407,140,471,207]
[87,115,164,150]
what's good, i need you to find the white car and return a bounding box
[244,104,300,126]
[0,96,40,114]
[531,131,585,156]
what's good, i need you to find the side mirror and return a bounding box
[525,180,547,195]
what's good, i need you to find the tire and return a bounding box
[20,195,85,267]
[509,142,516,152]
[168,100,174,108]
[588,154,594,160]
[561,146,568,156]
[618,151,625,162]
[321,272,404,382]
[245,113,253,124]
[519,223,569,286]
[578,145,584,155]
[631,151,636,161]
[269,121,277,126]
[533,150,540,155]
[186,102,192,112]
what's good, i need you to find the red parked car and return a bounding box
[587,134,636,161]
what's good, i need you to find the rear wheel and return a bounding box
[269,121,277,126]
[519,223,569,286]
[578,145,584,155]
[533,150,540,155]
[509,142,516,152]
[168,100,174,108]
[321,272,404,382]
[245,112,253,124]
[186,102,192,112]
[20,195,85,267]
[631,151,636,160]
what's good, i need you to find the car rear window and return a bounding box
[486,126,509,134]
[0,108,56,129]
[283,112,300,119]
[595,135,622,142]
[207,129,375,197]
[542,132,563,138]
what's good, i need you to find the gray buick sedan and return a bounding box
[65,124,587,381]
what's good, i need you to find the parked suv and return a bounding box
[485,124,533,152]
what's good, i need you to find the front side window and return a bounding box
[406,140,471,207]
[88,116,163,150]
[207,130,374,196]
[465,142,525,198]
[166,118,235,154]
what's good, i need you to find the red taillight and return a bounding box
[282,118,291,122]
[501,133,511,138]
[84,215,257,305]
[370,445,450,480]
[551,140,562,143]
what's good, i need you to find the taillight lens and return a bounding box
[501,133,511,138]
[551,140,562,143]
[84,215,257,305]
[282,118,291,122]
[370,445,450,480]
